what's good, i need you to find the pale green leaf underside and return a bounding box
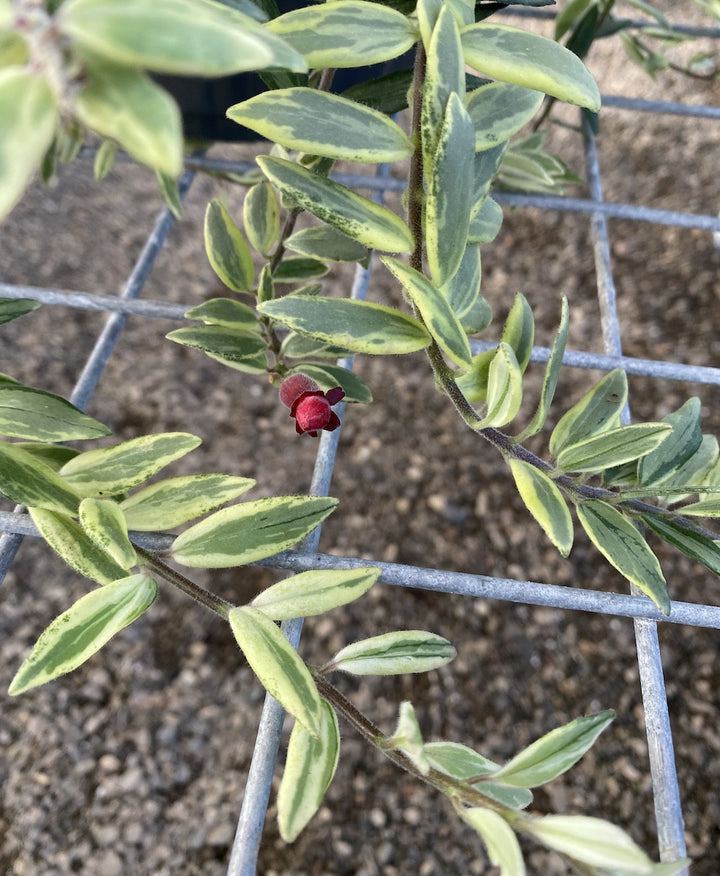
[330,631,456,676]
[382,257,472,368]
[243,181,280,255]
[492,711,614,788]
[228,88,412,163]
[266,0,417,68]
[461,22,601,111]
[251,567,380,620]
[501,292,534,372]
[509,459,573,557]
[166,325,265,362]
[228,605,322,737]
[478,342,523,428]
[278,699,340,842]
[120,474,256,531]
[59,433,201,497]
[556,423,672,475]
[527,816,653,872]
[257,155,414,253]
[258,295,430,356]
[577,500,670,614]
[9,573,157,695]
[468,196,503,243]
[0,67,57,222]
[424,741,500,779]
[170,495,337,567]
[515,295,569,441]
[462,808,526,876]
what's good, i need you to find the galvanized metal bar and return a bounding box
[1,512,719,630]
[0,282,190,321]
[226,243,378,875]
[3,281,719,387]
[583,116,688,868]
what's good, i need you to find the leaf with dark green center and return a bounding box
[549,368,627,457]
[204,199,254,292]
[278,700,340,841]
[0,298,41,326]
[265,0,417,68]
[61,0,306,75]
[257,156,413,253]
[258,296,430,356]
[466,81,544,151]
[79,497,137,571]
[9,573,157,695]
[638,398,703,487]
[640,514,720,577]
[170,496,337,567]
[227,88,412,163]
[577,500,670,614]
[228,605,322,737]
[120,475,255,531]
[509,459,573,556]
[329,631,456,676]
[251,567,380,620]
[461,22,601,110]
[59,433,201,497]
[0,442,81,515]
[556,423,672,475]
[0,382,110,442]
[29,507,130,585]
[382,257,472,368]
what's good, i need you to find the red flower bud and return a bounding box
[279,373,320,408]
[279,376,346,437]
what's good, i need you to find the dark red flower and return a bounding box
[279,374,345,437]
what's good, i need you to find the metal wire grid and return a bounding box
[1,41,720,876]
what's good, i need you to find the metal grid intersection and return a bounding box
[2,69,720,876]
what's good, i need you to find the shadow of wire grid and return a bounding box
[1,8,720,876]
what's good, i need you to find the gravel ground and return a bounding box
[1,6,720,875]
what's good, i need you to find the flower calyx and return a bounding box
[279,373,345,437]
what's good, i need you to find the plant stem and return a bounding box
[134,545,234,619]
[312,672,512,815]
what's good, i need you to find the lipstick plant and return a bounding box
[1,0,718,872]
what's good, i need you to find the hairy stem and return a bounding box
[312,672,512,815]
[135,545,234,619]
